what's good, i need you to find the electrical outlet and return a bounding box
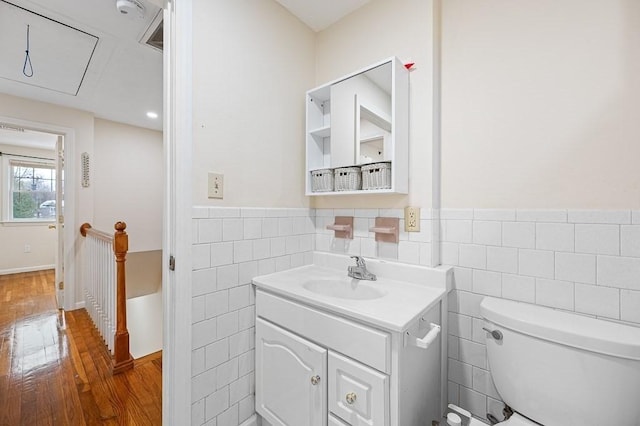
[404,207,420,232]
[208,172,224,199]
[24,244,31,253]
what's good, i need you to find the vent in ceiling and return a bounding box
[140,10,162,52]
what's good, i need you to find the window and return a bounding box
[9,160,56,221]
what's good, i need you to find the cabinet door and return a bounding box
[329,414,350,426]
[256,318,327,426]
[328,351,389,426]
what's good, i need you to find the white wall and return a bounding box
[314,0,436,209]
[191,0,315,208]
[0,142,57,273]
[441,0,640,209]
[0,225,56,273]
[93,118,163,252]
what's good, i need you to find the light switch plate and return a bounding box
[208,172,224,199]
[404,207,420,232]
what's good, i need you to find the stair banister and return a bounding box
[80,221,133,374]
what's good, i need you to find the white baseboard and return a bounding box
[0,264,55,276]
[240,414,259,426]
[74,300,86,310]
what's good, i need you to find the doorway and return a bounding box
[0,117,76,311]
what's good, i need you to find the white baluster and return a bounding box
[83,229,122,355]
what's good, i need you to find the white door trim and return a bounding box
[162,0,193,424]
[0,115,76,312]
[55,135,64,309]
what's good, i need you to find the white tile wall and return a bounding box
[597,255,640,290]
[575,224,619,255]
[535,223,574,252]
[191,207,315,426]
[486,246,518,274]
[444,209,640,422]
[518,249,554,278]
[473,221,502,246]
[621,226,640,257]
[535,278,574,310]
[516,209,567,223]
[567,210,631,224]
[193,207,640,425]
[314,208,435,267]
[554,252,596,284]
[502,221,535,249]
[459,245,487,269]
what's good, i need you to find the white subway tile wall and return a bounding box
[191,207,315,426]
[444,209,640,420]
[192,207,640,424]
[314,208,435,266]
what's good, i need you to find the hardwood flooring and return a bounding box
[0,270,162,425]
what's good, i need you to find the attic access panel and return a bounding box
[0,1,99,96]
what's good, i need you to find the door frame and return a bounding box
[0,115,76,311]
[162,0,193,424]
[55,135,64,309]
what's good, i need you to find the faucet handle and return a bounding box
[350,255,366,267]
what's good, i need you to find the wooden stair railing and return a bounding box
[80,221,134,374]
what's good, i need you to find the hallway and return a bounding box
[0,270,162,425]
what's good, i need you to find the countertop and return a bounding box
[253,262,448,332]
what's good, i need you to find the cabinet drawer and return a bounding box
[329,414,350,426]
[257,290,390,373]
[328,351,389,426]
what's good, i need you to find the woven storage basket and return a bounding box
[334,166,362,191]
[310,168,334,192]
[362,161,392,190]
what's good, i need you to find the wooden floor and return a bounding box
[0,270,162,425]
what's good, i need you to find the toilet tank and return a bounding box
[480,297,640,426]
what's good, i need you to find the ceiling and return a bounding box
[0,0,163,131]
[0,0,371,134]
[274,0,371,32]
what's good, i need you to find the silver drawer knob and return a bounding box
[345,392,357,405]
[310,375,321,385]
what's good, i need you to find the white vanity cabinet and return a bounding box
[255,289,443,426]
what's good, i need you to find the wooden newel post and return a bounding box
[112,221,133,374]
[80,222,92,237]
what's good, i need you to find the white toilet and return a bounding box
[467,297,640,426]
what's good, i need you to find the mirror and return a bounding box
[330,62,392,167]
[305,57,408,195]
[356,103,391,164]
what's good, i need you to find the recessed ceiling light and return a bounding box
[146,111,158,119]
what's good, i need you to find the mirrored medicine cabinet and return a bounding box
[305,57,409,196]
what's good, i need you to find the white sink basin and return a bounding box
[252,252,451,332]
[302,278,386,300]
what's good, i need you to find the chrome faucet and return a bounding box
[348,256,377,281]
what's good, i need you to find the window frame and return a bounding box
[2,156,57,224]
